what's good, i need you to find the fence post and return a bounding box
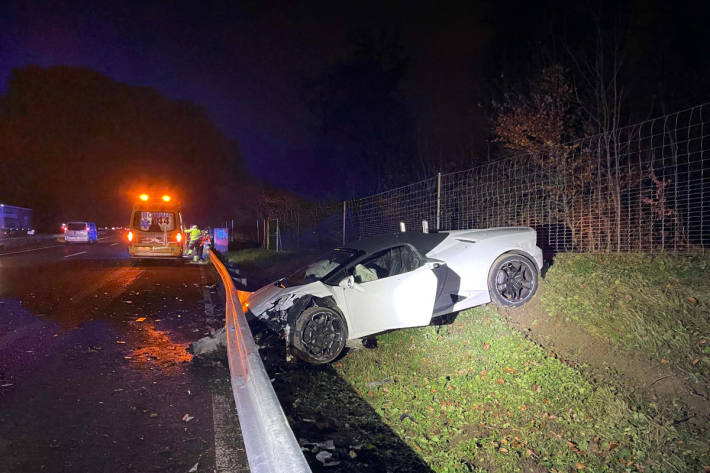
[342,201,347,245]
[436,172,442,230]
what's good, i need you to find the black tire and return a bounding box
[487,253,538,307]
[290,305,348,365]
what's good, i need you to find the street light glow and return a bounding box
[139,194,149,201]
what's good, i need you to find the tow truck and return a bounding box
[127,193,185,260]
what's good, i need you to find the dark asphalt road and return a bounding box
[0,233,247,473]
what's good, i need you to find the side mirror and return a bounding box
[338,275,355,289]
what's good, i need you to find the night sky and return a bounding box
[1,0,708,199]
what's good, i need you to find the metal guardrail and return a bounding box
[209,250,312,473]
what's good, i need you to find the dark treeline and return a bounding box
[0,66,269,231]
[302,0,708,198]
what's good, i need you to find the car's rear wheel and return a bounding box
[488,254,538,307]
[290,305,348,365]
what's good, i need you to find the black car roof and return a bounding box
[341,232,448,256]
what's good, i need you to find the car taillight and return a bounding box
[127,231,133,242]
[176,232,182,243]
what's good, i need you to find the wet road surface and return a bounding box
[0,234,247,473]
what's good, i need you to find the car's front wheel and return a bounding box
[290,305,348,365]
[488,254,538,307]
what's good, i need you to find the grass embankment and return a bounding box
[230,249,709,471]
[542,253,710,381]
[335,306,708,472]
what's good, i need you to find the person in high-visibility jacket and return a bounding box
[187,225,202,260]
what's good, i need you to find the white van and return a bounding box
[65,222,98,243]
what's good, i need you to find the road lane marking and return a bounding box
[64,251,87,258]
[212,391,245,472]
[0,244,65,257]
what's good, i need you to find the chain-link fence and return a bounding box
[273,102,709,254]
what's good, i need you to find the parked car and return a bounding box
[242,227,543,364]
[64,222,98,243]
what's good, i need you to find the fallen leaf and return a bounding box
[608,441,618,450]
[575,462,586,470]
[149,413,158,418]
[483,342,491,351]
[496,378,505,385]
[520,404,527,411]
[499,447,508,454]
[136,317,146,322]
[692,358,700,366]
[688,296,698,304]
[660,358,669,364]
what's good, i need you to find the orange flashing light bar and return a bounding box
[137,193,173,202]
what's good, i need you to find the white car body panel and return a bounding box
[426,227,543,316]
[243,226,542,343]
[341,265,437,339]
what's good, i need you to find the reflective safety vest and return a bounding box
[189,227,201,242]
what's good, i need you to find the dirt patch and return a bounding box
[498,282,710,427]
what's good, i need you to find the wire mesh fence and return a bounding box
[273,102,709,254]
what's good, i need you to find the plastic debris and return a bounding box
[182,414,194,422]
[187,327,226,356]
[315,450,340,467]
[188,462,199,472]
[367,377,392,387]
[315,440,335,450]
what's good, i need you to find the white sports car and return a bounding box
[241,227,543,364]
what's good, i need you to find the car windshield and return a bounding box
[281,248,360,287]
[67,223,87,231]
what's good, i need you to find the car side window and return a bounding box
[353,245,424,283]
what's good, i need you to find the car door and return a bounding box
[340,245,437,338]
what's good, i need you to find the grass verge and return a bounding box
[334,306,709,472]
[541,253,710,381]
